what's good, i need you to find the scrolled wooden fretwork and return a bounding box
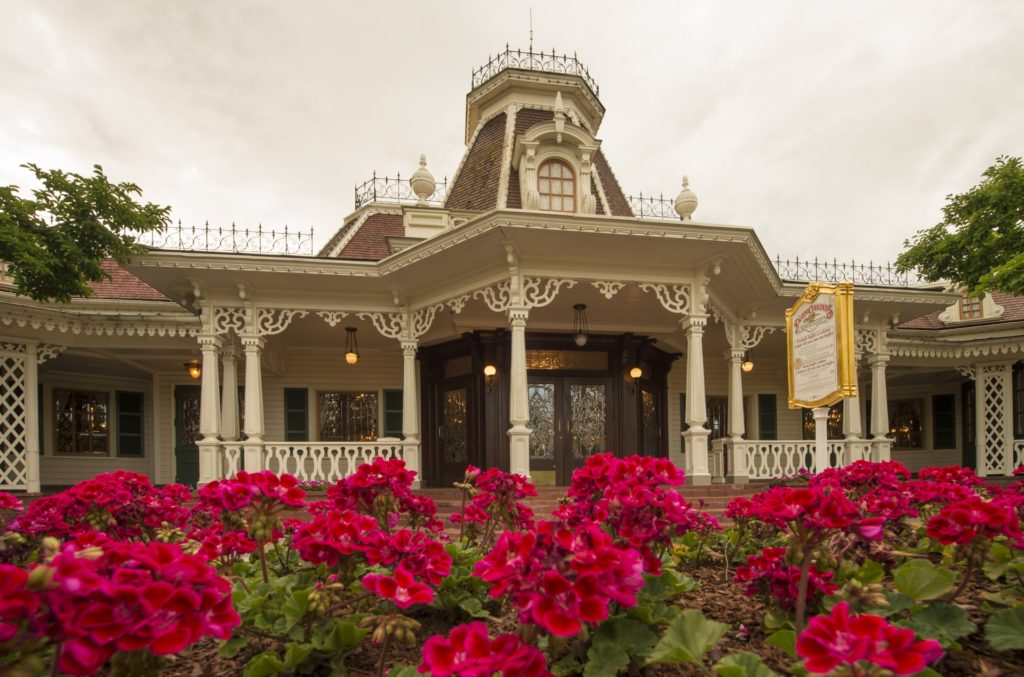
[37,344,66,364]
[591,281,625,300]
[447,294,471,314]
[741,326,776,350]
[316,311,349,328]
[520,277,577,309]
[473,281,512,313]
[855,329,887,357]
[956,365,976,380]
[412,304,444,339]
[213,307,246,335]
[357,312,405,339]
[639,283,691,315]
[257,309,308,336]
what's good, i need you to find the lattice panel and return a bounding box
[0,349,28,489]
[981,370,1008,474]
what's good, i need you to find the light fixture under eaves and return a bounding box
[184,360,202,380]
[573,304,589,347]
[344,327,359,365]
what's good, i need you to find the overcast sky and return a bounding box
[2,0,1021,263]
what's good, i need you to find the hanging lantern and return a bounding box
[741,351,754,373]
[344,327,359,365]
[184,360,202,380]
[573,303,589,347]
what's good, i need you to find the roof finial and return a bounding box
[529,6,533,52]
[410,154,436,206]
[674,175,698,221]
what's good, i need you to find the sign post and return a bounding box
[786,282,856,472]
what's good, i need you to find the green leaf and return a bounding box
[647,610,728,666]
[765,630,796,658]
[983,542,1014,580]
[893,560,956,601]
[244,651,286,677]
[282,588,311,630]
[986,606,1024,651]
[387,666,419,677]
[852,558,885,585]
[585,642,630,677]
[592,617,659,662]
[906,603,976,647]
[218,636,252,659]
[550,656,584,677]
[458,596,488,618]
[714,652,781,677]
[763,608,792,631]
[628,600,680,626]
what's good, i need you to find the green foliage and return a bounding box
[432,542,492,620]
[714,652,782,677]
[646,610,728,666]
[893,560,956,602]
[896,156,1024,295]
[906,602,977,648]
[0,163,169,302]
[985,606,1024,651]
[765,630,797,658]
[230,570,368,675]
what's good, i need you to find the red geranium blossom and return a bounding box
[419,621,552,677]
[362,567,434,609]
[797,602,942,675]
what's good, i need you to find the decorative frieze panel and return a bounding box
[639,283,690,316]
[357,312,405,340]
[474,281,512,313]
[316,311,349,328]
[591,281,625,300]
[256,309,308,336]
[412,304,443,339]
[447,294,471,314]
[520,278,577,309]
[0,314,198,338]
[213,307,246,336]
[37,344,66,364]
[956,365,976,380]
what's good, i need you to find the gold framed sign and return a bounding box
[786,281,857,409]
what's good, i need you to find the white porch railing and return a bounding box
[711,438,885,481]
[218,441,405,483]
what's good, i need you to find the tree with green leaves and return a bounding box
[0,163,170,303]
[896,156,1024,296]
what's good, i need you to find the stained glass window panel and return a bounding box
[54,390,110,455]
[528,383,555,460]
[442,388,468,462]
[570,384,605,459]
[319,391,378,441]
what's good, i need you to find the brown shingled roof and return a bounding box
[445,113,507,212]
[88,260,169,301]
[336,213,404,260]
[317,216,359,257]
[899,291,1024,330]
[594,150,633,217]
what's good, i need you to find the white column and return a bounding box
[813,406,830,472]
[401,339,422,487]
[220,344,239,442]
[507,307,531,479]
[682,315,711,485]
[843,362,863,463]
[868,353,891,461]
[24,341,40,493]
[242,335,265,472]
[197,334,222,486]
[724,348,747,483]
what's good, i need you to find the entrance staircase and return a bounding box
[417,482,770,533]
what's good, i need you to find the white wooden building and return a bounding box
[2,49,1022,492]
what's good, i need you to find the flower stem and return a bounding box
[947,545,979,603]
[794,545,814,632]
[376,630,392,677]
[257,542,270,584]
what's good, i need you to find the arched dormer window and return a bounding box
[538,159,575,212]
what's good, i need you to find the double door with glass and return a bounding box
[528,376,611,485]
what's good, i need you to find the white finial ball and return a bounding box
[674,175,698,220]
[410,154,436,205]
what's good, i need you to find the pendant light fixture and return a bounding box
[344,327,359,365]
[184,360,202,380]
[741,350,754,373]
[573,303,589,347]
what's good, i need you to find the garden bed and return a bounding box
[3,458,1024,676]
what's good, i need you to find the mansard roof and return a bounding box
[89,260,170,301]
[900,291,1024,330]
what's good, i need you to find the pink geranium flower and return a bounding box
[419,621,552,677]
[361,567,434,609]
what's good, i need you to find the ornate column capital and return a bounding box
[400,339,418,356]
[508,307,530,325]
[198,333,224,350]
[867,352,890,368]
[241,335,266,351]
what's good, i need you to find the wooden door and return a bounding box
[436,378,473,486]
[174,385,201,486]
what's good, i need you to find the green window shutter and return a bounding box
[932,394,956,449]
[679,393,688,432]
[383,389,403,438]
[758,394,777,440]
[284,388,308,441]
[116,391,144,457]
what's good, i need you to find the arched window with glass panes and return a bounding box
[537,159,576,213]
